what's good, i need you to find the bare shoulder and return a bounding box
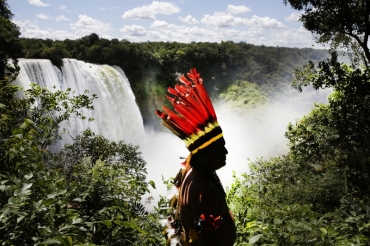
[181,168,224,214]
[182,168,218,195]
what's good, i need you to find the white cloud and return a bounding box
[270,27,319,47]
[227,4,251,15]
[52,30,75,40]
[151,20,168,28]
[120,25,147,36]
[36,13,50,19]
[28,0,50,7]
[119,22,267,44]
[101,6,118,11]
[14,20,49,37]
[285,12,301,22]
[15,17,314,48]
[179,15,198,24]
[223,27,263,38]
[70,14,113,37]
[58,5,67,10]
[122,1,180,19]
[149,24,221,41]
[13,19,75,40]
[251,15,286,29]
[201,12,234,27]
[201,12,286,29]
[56,15,69,22]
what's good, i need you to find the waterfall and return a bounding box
[15,58,145,146]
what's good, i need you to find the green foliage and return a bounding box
[226,14,370,244]
[18,36,332,129]
[0,170,85,245]
[0,66,164,245]
[5,0,370,244]
[62,154,163,245]
[0,0,21,78]
[0,82,164,245]
[220,80,267,113]
[0,153,164,245]
[284,0,370,66]
[228,158,370,245]
[0,5,164,244]
[0,64,97,244]
[226,3,370,242]
[289,52,370,196]
[0,77,97,174]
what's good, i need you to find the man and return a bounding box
[156,68,236,245]
[179,138,236,245]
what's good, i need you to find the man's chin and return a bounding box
[216,162,226,170]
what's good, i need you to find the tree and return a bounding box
[288,53,370,196]
[283,0,370,66]
[57,129,163,245]
[222,1,370,244]
[0,83,164,245]
[0,80,97,244]
[0,0,21,78]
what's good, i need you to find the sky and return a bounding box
[8,0,323,48]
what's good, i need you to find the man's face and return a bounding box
[205,139,228,170]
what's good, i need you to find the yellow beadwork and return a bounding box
[191,133,223,155]
[183,122,220,147]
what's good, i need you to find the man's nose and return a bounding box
[224,147,228,155]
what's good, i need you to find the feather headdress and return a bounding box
[155,68,223,155]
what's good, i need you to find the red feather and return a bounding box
[162,106,198,132]
[194,84,216,120]
[174,103,203,127]
[155,67,219,140]
[155,110,167,119]
[180,94,209,122]
[175,84,188,95]
[179,75,192,87]
[168,87,179,96]
[166,95,176,104]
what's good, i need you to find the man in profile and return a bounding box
[156,68,236,245]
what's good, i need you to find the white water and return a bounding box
[141,86,332,210]
[15,58,145,146]
[15,58,332,210]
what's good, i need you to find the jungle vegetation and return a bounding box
[229,1,370,244]
[1,0,370,245]
[18,34,334,128]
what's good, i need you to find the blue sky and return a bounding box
[8,0,321,48]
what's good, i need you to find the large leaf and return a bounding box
[249,234,263,244]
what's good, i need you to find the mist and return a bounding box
[140,86,332,210]
[13,58,334,211]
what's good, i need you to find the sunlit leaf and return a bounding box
[148,180,156,189]
[249,234,262,244]
[319,228,327,234]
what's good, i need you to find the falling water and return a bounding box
[14,58,333,211]
[15,58,145,146]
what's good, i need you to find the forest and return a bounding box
[17,33,333,128]
[1,0,370,245]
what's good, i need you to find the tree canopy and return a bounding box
[0,0,21,78]
[3,0,370,244]
[225,1,370,244]
[284,0,370,66]
[18,36,333,128]
[0,2,164,245]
